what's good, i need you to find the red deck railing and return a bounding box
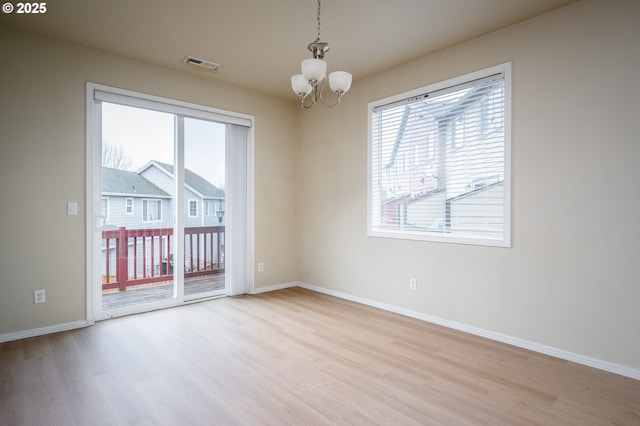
[102,226,224,292]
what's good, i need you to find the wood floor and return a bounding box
[1,287,639,425]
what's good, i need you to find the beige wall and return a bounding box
[0,25,298,334]
[298,0,640,372]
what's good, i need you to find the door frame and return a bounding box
[85,82,255,322]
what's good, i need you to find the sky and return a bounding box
[101,102,226,188]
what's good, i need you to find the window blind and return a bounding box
[369,64,510,246]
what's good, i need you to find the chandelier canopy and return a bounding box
[291,0,352,109]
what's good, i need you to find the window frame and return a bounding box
[188,199,198,217]
[205,200,216,217]
[125,197,134,215]
[367,63,511,247]
[142,198,162,223]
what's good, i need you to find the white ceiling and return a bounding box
[0,0,575,99]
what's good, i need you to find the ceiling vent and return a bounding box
[183,56,220,72]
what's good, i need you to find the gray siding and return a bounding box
[140,166,175,196]
[450,183,504,239]
[104,195,172,230]
[406,191,447,231]
[139,163,225,227]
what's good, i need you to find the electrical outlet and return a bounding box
[409,278,417,290]
[34,289,46,304]
[258,262,264,272]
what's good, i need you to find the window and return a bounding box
[125,197,133,215]
[188,199,198,217]
[142,199,162,222]
[204,200,215,216]
[101,197,109,220]
[368,63,511,247]
[425,131,435,160]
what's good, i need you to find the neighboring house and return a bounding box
[102,167,172,230]
[138,161,225,228]
[381,82,504,235]
[102,161,225,229]
[101,162,225,279]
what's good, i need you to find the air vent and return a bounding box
[183,56,220,72]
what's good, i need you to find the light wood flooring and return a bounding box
[1,287,639,425]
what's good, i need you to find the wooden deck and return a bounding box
[102,275,225,310]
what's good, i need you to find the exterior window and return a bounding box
[125,197,133,215]
[481,85,504,136]
[189,200,198,217]
[450,114,465,150]
[425,132,435,160]
[101,197,109,220]
[205,200,216,216]
[368,63,511,247]
[143,199,162,222]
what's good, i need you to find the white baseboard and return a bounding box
[295,282,640,381]
[0,320,89,344]
[6,284,638,381]
[250,281,298,294]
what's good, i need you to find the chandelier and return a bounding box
[291,0,352,109]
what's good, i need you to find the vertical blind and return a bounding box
[225,124,251,296]
[369,67,509,246]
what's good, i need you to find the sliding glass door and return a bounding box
[183,117,226,300]
[100,103,179,312]
[87,84,253,320]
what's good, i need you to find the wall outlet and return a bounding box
[409,278,417,290]
[34,289,46,304]
[258,262,264,272]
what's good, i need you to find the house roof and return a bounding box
[102,167,170,197]
[153,161,225,199]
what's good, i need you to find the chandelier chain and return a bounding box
[316,0,321,41]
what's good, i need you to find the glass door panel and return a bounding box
[100,102,177,312]
[183,117,226,300]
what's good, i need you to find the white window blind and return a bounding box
[368,63,511,247]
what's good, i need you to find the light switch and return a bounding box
[68,202,78,215]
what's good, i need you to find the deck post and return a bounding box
[117,226,128,292]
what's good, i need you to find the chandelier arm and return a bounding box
[319,94,341,108]
[300,86,318,109]
[318,78,342,108]
[301,94,316,109]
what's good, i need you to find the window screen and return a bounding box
[368,63,511,246]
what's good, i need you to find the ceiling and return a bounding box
[0,0,575,99]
